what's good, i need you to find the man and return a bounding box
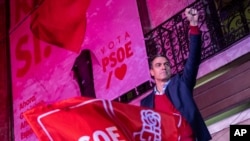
[140,8,212,141]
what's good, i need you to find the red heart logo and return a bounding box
[114,64,127,80]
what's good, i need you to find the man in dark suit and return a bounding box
[140,8,212,141]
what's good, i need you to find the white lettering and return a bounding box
[93,130,110,141]
[106,126,121,141]
[78,136,90,141]
[78,126,125,141]
[234,129,247,136]
[241,129,247,136]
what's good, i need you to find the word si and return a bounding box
[15,35,51,77]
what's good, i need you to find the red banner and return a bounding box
[23,97,179,141]
[30,0,90,53]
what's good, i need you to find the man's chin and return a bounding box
[160,77,170,82]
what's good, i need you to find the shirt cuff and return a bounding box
[189,25,200,35]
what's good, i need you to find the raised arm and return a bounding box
[181,8,202,89]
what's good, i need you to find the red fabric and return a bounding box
[189,26,200,35]
[155,94,195,141]
[30,0,90,53]
[23,97,180,141]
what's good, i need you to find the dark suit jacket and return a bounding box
[141,34,212,141]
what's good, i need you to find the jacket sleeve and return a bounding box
[181,32,202,90]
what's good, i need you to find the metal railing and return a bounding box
[145,0,250,75]
[116,0,250,103]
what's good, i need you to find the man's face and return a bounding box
[150,57,171,82]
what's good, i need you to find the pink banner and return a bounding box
[10,0,150,140]
[10,15,81,140]
[84,0,150,99]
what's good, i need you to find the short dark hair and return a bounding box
[148,54,168,69]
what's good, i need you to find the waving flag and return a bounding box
[23,97,179,141]
[30,0,90,53]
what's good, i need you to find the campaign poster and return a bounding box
[9,0,150,140]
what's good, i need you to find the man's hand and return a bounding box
[185,8,198,26]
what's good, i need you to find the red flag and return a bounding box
[23,97,179,141]
[30,0,90,53]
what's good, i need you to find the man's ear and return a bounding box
[150,69,154,77]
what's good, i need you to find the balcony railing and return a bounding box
[145,0,250,75]
[115,0,250,103]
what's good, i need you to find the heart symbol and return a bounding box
[114,64,127,80]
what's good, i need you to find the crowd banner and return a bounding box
[24,97,179,141]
